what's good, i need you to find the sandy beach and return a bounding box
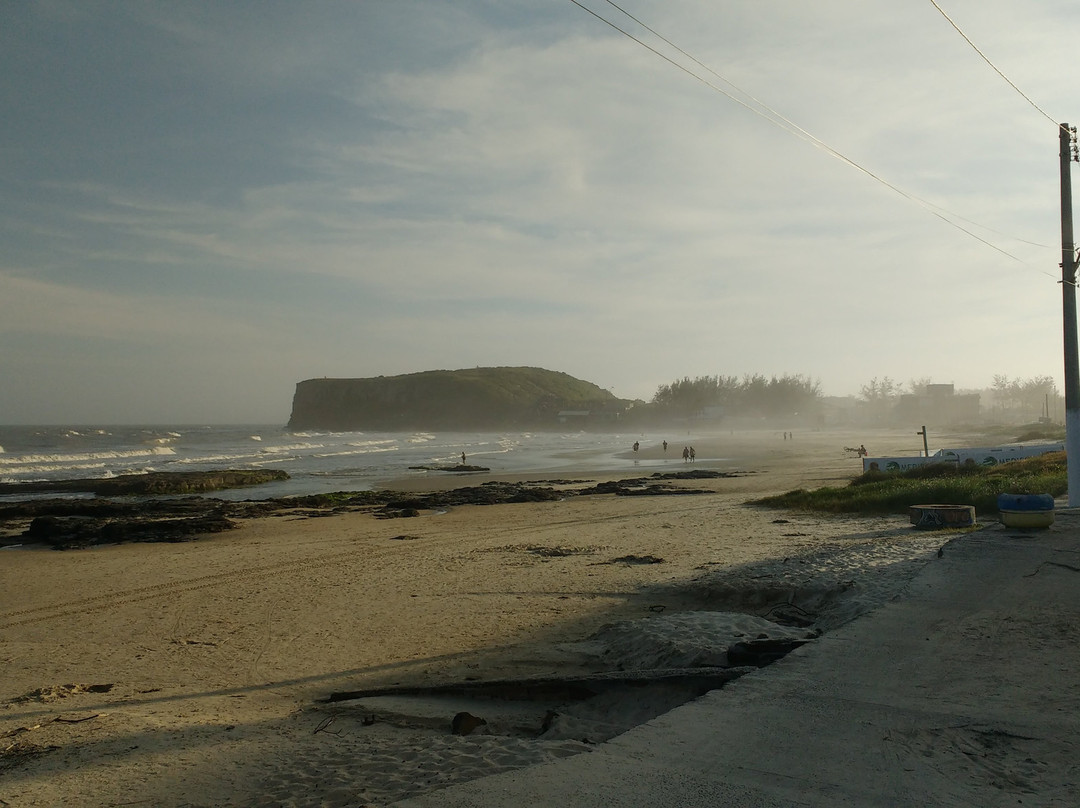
[0,428,1009,806]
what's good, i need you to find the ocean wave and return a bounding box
[258,443,325,454]
[1,461,109,476]
[312,447,399,459]
[172,452,265,465]
[289,430,367,439]
[239,456,291,466]
[55,429,112,438]
[0,447,176,467]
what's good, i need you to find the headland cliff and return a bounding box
[287,367,628,431]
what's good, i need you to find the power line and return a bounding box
[600,0,1054,255]
[570,0,1039,265]
[928,0,1062,131]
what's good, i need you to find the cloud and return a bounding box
[1,1,1077,421]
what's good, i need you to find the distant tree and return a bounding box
[987,374,1056,416]
[858,376,903,424]
[906,376,934,396]
[652,376,721,417]
[991,374,1019,411]
[1019,375,1059,418]
[859,377,902,403]
[651,373,820,419]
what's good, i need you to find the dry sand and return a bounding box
[0,428,988,806]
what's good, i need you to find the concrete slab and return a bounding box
[395,517,1080,807]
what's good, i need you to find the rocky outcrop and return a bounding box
[24,513,239,550]
[0,470,289,497]
[287,367,626,431]
[0,475,721,550]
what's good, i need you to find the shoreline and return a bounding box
[0,428,992,805]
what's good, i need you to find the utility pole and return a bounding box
[1059,123,1080,506]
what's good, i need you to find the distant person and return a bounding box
[682,446,690,463]
[633,441,639,452]
[461,452,466,465]
[663,440,668,452]
[858,445,867,457]
[689,446,696,462]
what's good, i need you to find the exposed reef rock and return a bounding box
[24,513,239,550]
[408,464,490,473]
[287,366,627,431]
[0,470,289,497]
[0,475,725,549]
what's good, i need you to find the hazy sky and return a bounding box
[3,1,1079,424]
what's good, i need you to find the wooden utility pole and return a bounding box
[1059,123,1080,506]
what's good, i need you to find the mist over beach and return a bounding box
[0,425,723,499]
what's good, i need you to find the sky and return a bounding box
[3,0,1080,425]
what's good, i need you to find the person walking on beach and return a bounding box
[461,452,466,465]
[689,446,696,462]
[663,440,668,452]
[633,441,639,452]
[682,446,690,463]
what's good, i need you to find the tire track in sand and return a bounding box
[0,495,730,629]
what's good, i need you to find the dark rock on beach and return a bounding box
[24,513,238,550]
[408,464,490,473]
[0,473,718,550]
[0,469,289,497]
[650,470,743,480]
[383,482,564,511]
[581,479,713,497]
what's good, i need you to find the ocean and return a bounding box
[0,425,679,500]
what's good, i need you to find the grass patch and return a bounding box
[750,451,1066,515]
[978,422,1065,443]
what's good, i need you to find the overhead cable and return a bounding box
[928,0,1062,131]
[570,0,1031,264]
[601,0,1052,254]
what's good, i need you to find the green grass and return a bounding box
[977,422,1065,443]
[750,451,1066,515]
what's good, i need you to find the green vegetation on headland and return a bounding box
[288,367,623,430]
[750,452,1067,516]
